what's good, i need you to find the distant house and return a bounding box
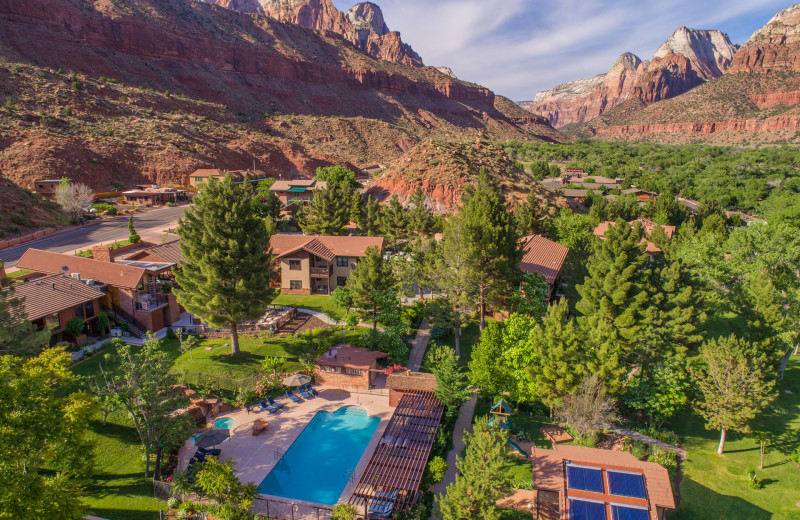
[34,179,71,200]
[269,179,328,209]
[621,188,658,202]
[593,217,676,258]
[386,370,438,406]
[121,186,185,206]
[530,444,676,520]
[187,168,269,188]
[564,168,585,175]
[120,241,184,266]
[15,247,182,334]
[8,274,105,345]
[269,234,384,295]
[519,235,570,298]
[314,344,388,390]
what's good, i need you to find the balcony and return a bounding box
[310,266,330,277]
[135,293,169,312]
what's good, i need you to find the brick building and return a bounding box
[121,186,186,206]
[16,247,182,334]
[314,345,388,390]
[269,234,384,295]
[187,168,269,188]
[269,179,328,209]
[386,371,438,406]
[34,179,71,200]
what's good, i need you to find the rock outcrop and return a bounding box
[729,4,800,73]
[209,0,424,67]
[522,27,737,127]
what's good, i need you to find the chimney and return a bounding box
[92,245,115,263]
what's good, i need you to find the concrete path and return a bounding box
[407,319,430,371]
[430,393,478,514]
[607,425,687,459]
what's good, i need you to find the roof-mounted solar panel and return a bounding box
[611,504,649,520]
[569,498,606,520]
[607,470,646,499]
[567,464,604,493]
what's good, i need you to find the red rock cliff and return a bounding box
[729,4,800,73]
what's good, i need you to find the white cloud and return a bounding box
[333,0,792,99]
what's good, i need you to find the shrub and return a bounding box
[630,440,649,460]
[64,317,85,337]
[165,327,177,340]
[648,446,677,469]
[747,469,762,489]
[426,456,448,484]
[331,503,358,520]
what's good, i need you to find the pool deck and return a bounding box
[178,387,393,511]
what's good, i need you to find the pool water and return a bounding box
[213,417,235,429]
[258,405,380,504]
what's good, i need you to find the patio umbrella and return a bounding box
[194,428,230,448]
[282,373,312,387]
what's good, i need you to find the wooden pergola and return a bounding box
[350,391,444,517]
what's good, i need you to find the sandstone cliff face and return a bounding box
[209,0,424,67]
[523,27,736,127]
[729,4,800,73]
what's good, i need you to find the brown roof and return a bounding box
[270,234,384,259]
[10,274,105,321]
[386,371,438,392]
[16,249,145,289]
[190,168,225,178]
[141,241,184,265]
[315,345,388,369]
[531,444,676,516]
[593,219,675,254]
[519,235,569,284]
[269,179,327,192]
[622,188,657,196]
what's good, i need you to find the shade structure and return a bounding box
[194,428,230,448]
[282,373,312,387]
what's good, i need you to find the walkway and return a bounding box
[407,319,430,371]
[607,425,687,459]
[430,394,478,511]
[296,308,383,332]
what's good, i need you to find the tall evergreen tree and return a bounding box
[358,195,382,236]
[174,174,278,354]
[515,189,549,236]
[299,182,353,235]
[379,194,407,248]
[459,170,522,330]
[437,416,511,520]
[691,335,776,455]
[128,215,141,244]
[345,246,394,328]
[406,186,434,236]
[576,219,650,360]
[430,345,471,416]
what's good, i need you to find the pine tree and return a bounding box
[345,246,394,328]
[406,186,433,235]
[437,416,511,520]
[458,170,522,330]
[379,194,407,248]
[128,215,141,244]
[358,195,382,236]
[576,219,650,360]
[0,272,51,354]
[515,189,549,236]
[299,183,351,235]
[174,174,278,355]
[691,335,776,455]
[430,345,471,416]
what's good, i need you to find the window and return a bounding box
[45,313,61,331]
[85,300,94,317]
[345,368,363,375]
[74,304,84,319]
[318,365,341,373]
[290,280,302,290]
[336,256,349,267]
[337,276,347,287]
[289,259,301,270]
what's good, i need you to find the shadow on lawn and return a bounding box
[88,418,139,445]
[672,477,771,520]
[89,508,160,520]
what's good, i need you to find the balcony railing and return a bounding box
[310,266,330,277]
[135,294,169,312]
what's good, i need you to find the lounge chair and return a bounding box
[259,400,279,413]
[304,384,319,397]
[285,389,302,403]
[266,396,284,409]
[298,386,313,399]
[368,490,398,518]
[196,447,221,456]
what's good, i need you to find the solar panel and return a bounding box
[607,470,646,498]
[567,465,604,493]
[611,504,649,520]
[569,498,606,520]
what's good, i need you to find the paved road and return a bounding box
[0,205,187,267]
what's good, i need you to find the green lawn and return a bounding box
[668,356,800,520]
[439,320,483,362]
[6,268,33,278]
[271,294,345,321]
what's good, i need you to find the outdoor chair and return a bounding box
[368,490,398,518]
[298,386,313,399]
[285,389,302,403]
[304,384,319,397]
[196,447,221,457]
[259,400,279,413]
[266,396,284,409]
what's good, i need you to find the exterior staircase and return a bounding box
[108,307,146,339]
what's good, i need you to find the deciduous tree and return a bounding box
[556,375,620,438]
[55,179,92,221]
[0,275,51,354]
[175,174,278,354]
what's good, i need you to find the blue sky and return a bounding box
[332,0,792,100]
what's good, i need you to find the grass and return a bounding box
[439,320,483,363]
[271,294,345,321]
[668,356,800,520]
[6,268,33,278]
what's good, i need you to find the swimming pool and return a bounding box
[213,417,235,429]
[258,405,380,504]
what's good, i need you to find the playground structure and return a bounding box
[488,399,528,457]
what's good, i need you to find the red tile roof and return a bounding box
[10,274,105,321]
[519,235,570,284]
[270,234,384,259]
[123,241,184,266]
[315,345,388,369]
[16,249,145,289]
